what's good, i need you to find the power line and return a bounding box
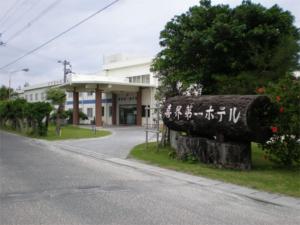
[1,0,41,35]
[4,0,63,44]
[0,0,121,71]
[0,0,25,28]
[2,43,58,62]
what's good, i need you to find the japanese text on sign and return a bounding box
[164,104,240,123]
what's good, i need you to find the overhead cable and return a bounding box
[4,0,63,44]
[2,43,58,62]
[0,0,120,71]
[0,0,26,28]
[1,0,41,35]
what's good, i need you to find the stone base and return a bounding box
[176,135,251,170]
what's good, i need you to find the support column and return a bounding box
[112,93,117,125]
[73,89,79,125]
[95,86,102,127]
[136,87,142,126]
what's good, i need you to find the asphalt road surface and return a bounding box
[0,131,299,225]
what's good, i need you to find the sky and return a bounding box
[0,0,299,89]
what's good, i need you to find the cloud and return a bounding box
[0,0,299,88]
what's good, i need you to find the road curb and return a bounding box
[37,138,300,210]
[106,157,300,210]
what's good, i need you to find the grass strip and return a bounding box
[130,142,300,197]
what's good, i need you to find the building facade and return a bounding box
[19,55,158,126]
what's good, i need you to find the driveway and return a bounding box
[50,126,154,158]
[34,127,300,211]
[1,130,300,225]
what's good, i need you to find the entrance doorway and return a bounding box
[119,105,137,125]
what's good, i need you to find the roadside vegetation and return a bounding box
[130,142,300,197]
[0,98,52,136]
[0,87,111,140]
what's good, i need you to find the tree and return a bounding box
[27,102,52,136]
[0,85,14,100]
[151,0,300,95]
[9,98,28,131]
[46,88,66,135]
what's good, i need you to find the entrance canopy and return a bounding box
[59,74,156,93]
[58,74,157,127]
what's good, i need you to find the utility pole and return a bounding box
[58,60,72,83]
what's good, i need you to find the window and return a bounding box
[136,76,141,83]
[128,75,150,84]
[102,106,105,116]
[35,93,38,101]
[68,92,73,98]
[41,93,44,100]
[25,95,28,100]
[109,106,112,117]
[30,94,33,101]
[142,75,150,84]
[87,91,93,96]
[142,105,150,117]
[87,108,93,118]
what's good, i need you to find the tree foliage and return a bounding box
[0,99,52,136]
[50,109,88,124]
[46,88,66,135]
[0,85,14,100]
[152,0,300,95]
[46,88,66,105]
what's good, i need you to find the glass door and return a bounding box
[119,105,137,125]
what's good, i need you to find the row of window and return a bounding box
[128,74,150,84]
[25,92,46,101]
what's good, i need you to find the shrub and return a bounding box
[27,102,52,136]
[0,99,52,136]
[261,75,300,166]
[49,109,88,124]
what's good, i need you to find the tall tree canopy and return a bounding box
[152,0,300,95]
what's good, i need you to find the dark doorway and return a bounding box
[119,105,137,125]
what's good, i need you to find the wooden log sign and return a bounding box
[162,95,275,143]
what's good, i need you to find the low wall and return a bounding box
[170,131,251,170]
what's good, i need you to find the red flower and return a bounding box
[276,96,281,102]
[271,126,278,133]
[279,106,284,113]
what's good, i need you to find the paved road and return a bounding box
[51,126,153,158]
[1,131,299,225]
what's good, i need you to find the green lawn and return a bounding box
[38,125,111,141]
[1,125,111,141]
[129,142,300,197]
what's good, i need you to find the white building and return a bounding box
[19,55,158,126]
[18,80,65,103]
